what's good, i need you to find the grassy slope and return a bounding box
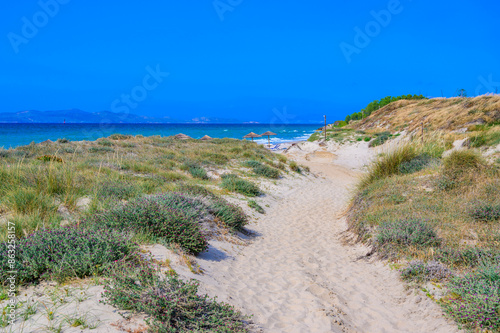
[351,95,500,133]
[346,97,500,331]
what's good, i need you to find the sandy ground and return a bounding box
[3,140,459,333]
[181,142,458,332]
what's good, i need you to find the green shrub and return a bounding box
[289,161,301,173]
[362,144,417,186]
[96,181,137,201]
[183,162,209,180]
[243,160,262,168]
[56,138,69,143]
[220,175,261,197]
[443,150,484,177]
[398,154,437,174]
[377,219,441,247]
[277,154,287,163]
[102,259,248,332]
[243,160,280,178]
[85,198,208,255]
[0,227,136,285]
[369,132,391,147]
[470,203,500,222]
[98,139,113,147]
[4,188,57,218]
[253,164,280,179]
[88,146,114,153]
[209,199,248,231]
[109,134,132,140]
[150,193,209,221]
[364,137,371,142]
[443,265,500,331]
[400,260,451,282]
[437,248,500,268]
[248,200,265,214]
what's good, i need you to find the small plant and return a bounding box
[209,198,248,231]
[369,132,391,147]
[220,174,261,197]
[88,146,114,153]
[377,219,441,247]
[183,162,209,180]
[37,155,64,163]
[248,200,265,214]
[56,138,69,143]
[243,160,280,178]
[102,258,248,332]
[364,136,371,142]
[109,134,132,140]
[289,161,301,173]
[97,139,113,147]
[442,265,500,331]
[400,260,451,282]
[469,203,500,222]
[443,150,484,177]
[398,154,436,174]
[96,180,137,201]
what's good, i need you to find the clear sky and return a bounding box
[1,0,499,123]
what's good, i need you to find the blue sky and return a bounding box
[1,0,499,123]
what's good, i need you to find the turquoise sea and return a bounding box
[0,124,321,149]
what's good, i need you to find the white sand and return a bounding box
[188,142,458,332]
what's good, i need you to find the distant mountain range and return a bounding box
[0,109,247,124]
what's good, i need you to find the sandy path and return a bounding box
[198,156,458,332]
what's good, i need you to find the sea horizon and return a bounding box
[0,123,321,149]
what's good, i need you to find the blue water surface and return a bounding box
[0,123,321,149]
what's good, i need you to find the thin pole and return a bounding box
[421,122,424,144]
[324,115,327,141]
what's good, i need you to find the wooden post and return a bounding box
[421,122,424,144]
[324,115,327,141]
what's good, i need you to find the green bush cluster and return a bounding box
[85,197,208,255]
[248,200,265,214]
[469,203,500,222]
[443,265,500,331]
[376,219,441,248]
[399,154,437,174]
[0,227,136,285]
[96,181,137,201]
[102,258,248,332]
[220,174,261,197]
[243,160,280,179]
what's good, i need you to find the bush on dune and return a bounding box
[85,197,208,255]
[0,227,136,285]
[102,258,248,332]
[443,265,500,331]
[376,219,441,248]
[220,174,261,197]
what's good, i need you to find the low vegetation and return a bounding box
[348,135,500,331]
[220,174,261,197]
[0,134,295,331]
[102,257,248,332]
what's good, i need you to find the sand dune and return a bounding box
[194,148,458,332]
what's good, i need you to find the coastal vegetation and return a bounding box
[0,134,299,331]
[348,133,500,331]
[344,94,426,123]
